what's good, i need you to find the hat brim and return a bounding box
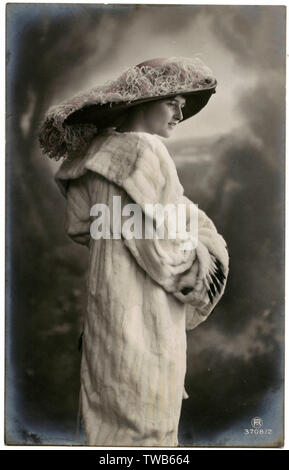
[65,84,217,128]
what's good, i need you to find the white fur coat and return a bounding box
[55,129,229,446]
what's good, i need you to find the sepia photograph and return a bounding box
[5,2,285,448]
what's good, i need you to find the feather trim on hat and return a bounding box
[39,57,216,161]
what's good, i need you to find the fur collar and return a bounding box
[55,129,184,213]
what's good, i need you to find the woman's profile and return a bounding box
[39,57,229,446]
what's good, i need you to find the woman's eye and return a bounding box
[167,102,185,109]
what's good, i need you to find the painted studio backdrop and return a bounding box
[6,4,285,446]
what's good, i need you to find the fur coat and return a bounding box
[55,129,229,446]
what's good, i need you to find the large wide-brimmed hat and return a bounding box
[39,56,217,160]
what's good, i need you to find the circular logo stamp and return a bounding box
[251,417,263,428]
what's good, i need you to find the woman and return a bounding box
[39,57,229,446]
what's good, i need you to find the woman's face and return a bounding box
[140,95,186,138]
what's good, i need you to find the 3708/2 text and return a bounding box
[244,428,272,435]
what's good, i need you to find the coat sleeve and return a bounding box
[123,195,229,330]
[175,196,229,330]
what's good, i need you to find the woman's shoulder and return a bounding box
[95,128,165,149]
[106,130,169,162]
[89,130,167,165]
[136,132,168,154]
